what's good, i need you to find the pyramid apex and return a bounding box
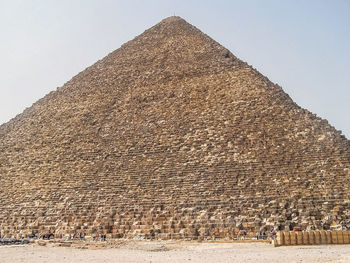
[161,16,186,23]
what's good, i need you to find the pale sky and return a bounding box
[0,0,349,138]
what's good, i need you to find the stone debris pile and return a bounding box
[0,16,349,240]
[0,238,30,246]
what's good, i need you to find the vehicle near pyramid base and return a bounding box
[0,16,349,240]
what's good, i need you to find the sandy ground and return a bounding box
[0,241,350,263]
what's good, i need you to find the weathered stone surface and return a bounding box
[0,16,349,239]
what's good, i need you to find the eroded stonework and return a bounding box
[0,17,349,239]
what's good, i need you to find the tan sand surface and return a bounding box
[0,241,350,263]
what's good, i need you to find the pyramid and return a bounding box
[0,17,350,240]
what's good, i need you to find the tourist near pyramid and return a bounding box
[0,16,349,240]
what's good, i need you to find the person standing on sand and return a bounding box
[270,227,276,242]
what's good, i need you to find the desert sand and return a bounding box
[0,241,350,263]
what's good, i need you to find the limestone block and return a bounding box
[326,231,332,244]
[320,230,327,244]
[276,232,284,246]
[294,231,301,245]
[37,241,47,246]
[331,231,338,244]
[337,231,344,244]
[284,231,291,245]
[314,231,321,245]
[304,231,311,245]
[290,231,296,245]
[309,231,315,245]
[343,231,350,244]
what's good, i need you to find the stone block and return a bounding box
[302,231,309,245]
[320,230,327,244]
[290,231,296,245]
[314,231,321,245]
[309,231,315,245]
[296,231,303,245]
[276,232,284,246]
[337,231,344,244]
[331,231,338,244]
[284,231,291,245]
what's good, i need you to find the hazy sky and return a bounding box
[0,0,349,138]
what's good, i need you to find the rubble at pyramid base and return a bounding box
[1,192,350,240]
